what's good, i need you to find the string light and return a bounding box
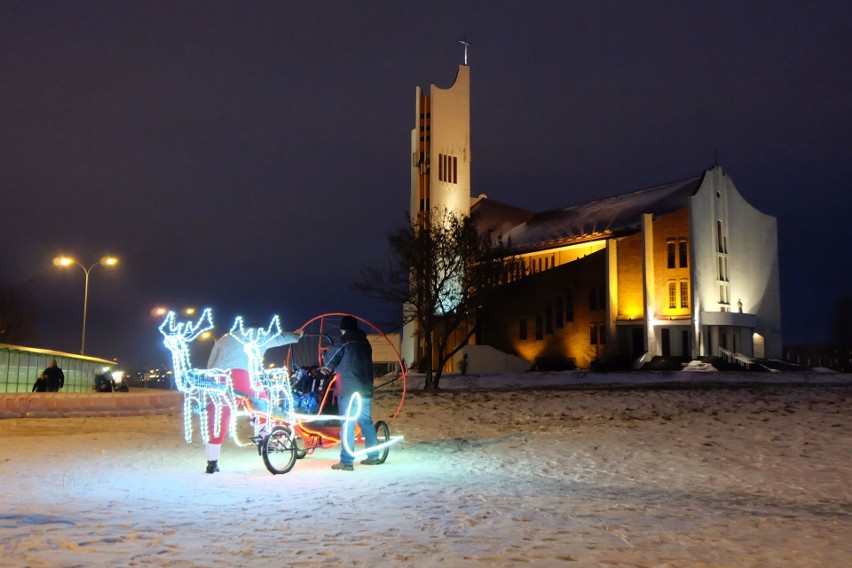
[160,308,403,460]
[159,308,236,444]
[292,392,404,458]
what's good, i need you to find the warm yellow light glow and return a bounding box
[53,256,75,267]
[619,301,643,321]
[101,256,119,266]
[152,306,198,318]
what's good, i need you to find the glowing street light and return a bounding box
[200,331,220,342]
[53,255,119,355]
[152,306,198,318]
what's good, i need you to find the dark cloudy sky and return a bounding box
[1,1,850,368]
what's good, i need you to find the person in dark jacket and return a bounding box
[323,315,380,471]
[43,359,65,392]
[32,373,47,392]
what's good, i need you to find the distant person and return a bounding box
[94,373,113,392]
[42,359,65,392]
[323,315,380,471]
[203,323,304,474]
[460,353,469,376]
[32,373,47,392]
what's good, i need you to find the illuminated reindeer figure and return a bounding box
[226,315,297,439]
[158,308,235,444]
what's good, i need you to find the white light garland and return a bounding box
[160,309,403,460]
[159,309,235,444]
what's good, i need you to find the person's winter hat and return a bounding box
[340,315,359,331]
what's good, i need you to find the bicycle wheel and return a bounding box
[262,426,298,475]
[295,435,308,459]
[375,420,390,464]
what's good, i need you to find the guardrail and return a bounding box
[0,389,183,419]
[718,347,754,370]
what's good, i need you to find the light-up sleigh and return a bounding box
[159,309,406,475]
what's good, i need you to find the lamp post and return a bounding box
[54,255,119,355]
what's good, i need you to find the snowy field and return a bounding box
[1,372,851,567]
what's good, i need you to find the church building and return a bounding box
[403,61,782,370]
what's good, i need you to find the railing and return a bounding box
[718,347,753,370]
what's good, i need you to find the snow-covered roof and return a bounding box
[474,173,705,252]
[470,197,535,239]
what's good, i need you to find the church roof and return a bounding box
[470,196,535,239]
[474,173,705,252]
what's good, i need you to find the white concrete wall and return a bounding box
[367,332,401,364]
[456,345,532,374]
[690,167,782,358]
[429,65,471,217]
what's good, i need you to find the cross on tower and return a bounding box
[459,38,471,65]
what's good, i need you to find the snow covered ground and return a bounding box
[1,371,851,567]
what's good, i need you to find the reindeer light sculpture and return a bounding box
[159,308,236,443]
[226,315,297,441]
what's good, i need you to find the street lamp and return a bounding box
[53,255,119,355]
[152,306,197,318]
[200,331,220,342]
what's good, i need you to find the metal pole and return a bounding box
[81,266,91,355]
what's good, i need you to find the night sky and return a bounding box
[1,2,850,369]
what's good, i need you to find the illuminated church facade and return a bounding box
[403,63,782,370]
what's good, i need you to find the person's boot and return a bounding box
[206,460,219,474]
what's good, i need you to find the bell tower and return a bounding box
[404,54,473,369]
[410,63,471,227]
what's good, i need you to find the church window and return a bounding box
[668,282,677,309]
[680,280,689,308]
[678,240,688,268]
[589,284,605,311]
[667,240,676,268]
[718,257,728,281]
[437,154,458,184]
[717,220,727,253]
[719,284,728,304]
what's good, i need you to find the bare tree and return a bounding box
[355,208,503,392]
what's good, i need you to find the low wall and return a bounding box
[0,389,184,419]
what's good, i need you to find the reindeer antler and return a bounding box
[229,315,283,349]
[159,308,214,342]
